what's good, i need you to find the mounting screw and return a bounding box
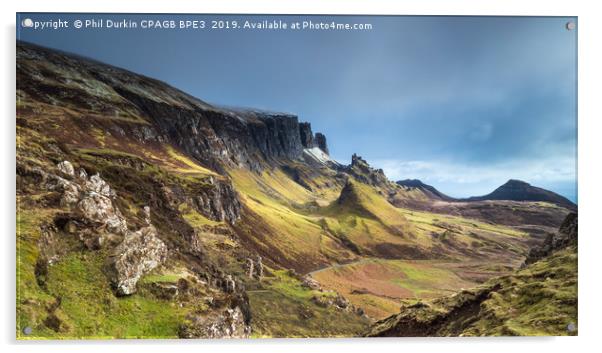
[566,22,576,31]
[21,18,34,28]
[567,322,576,332]
[22,326,33,335]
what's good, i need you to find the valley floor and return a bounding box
[311,258,517,319]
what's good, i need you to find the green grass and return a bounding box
[26,251,188,339]
[312,259,477,319]
[165,145,217,176]
[178,203,223,228]
[16,207,61,338]
[369,246,578,336]
[473,246,578,336]
[140,273,184,284]
[248,270,369,338]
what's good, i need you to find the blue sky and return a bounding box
[17,14,577,201]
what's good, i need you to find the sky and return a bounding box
[17,14,578,202]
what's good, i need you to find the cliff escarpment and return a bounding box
[17,41,326,174]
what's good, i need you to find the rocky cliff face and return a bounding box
[524,212,577,265]
[17,41,329,173]
[299,122,329,155]
[314,133,329,155]
[345,154,390,187]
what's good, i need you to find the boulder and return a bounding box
[77,192,128,236]
[301,275,322,291]
[57,161,75,177]
[109,225,168,296]
[178,307,250,339]
[85,173,115,198]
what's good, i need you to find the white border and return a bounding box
[3,1,601,353]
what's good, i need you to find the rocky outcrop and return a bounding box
[299,122,329,155]
[246,255,264,280]
[39,162,125,237]
[191,178,241,224]
[179,306,250,339]
[109,225,168,295]
[524,212,577,265]
[160,177,242,225]
[56,160,75,177]
[365,287,496,337]
[302,275,322,291]
[346,154,389,188]
[43,161,169,295]
[314,132,329,155]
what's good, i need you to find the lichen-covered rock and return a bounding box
[178,307,250,339]
[108,225,167,296]
[85,173,115,198]
[246,255,264,280]
[57,160,75,177]
[58,179,80,207]
[77,192,128,236]
[142,205,151,225]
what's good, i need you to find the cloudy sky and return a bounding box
[18,14,577,201]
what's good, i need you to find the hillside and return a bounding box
[366,213,578,336]
[16,41,577,338]
[465,179,576,210]
[396,179,456,202]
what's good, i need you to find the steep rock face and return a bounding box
[17,41,327,173]
[298,121,329,155]
[113,89,307,172]
[299,122,315,148]
[314,132,329,155]
[159,177,241,225]
[524,212,577,265]
[465,179,576,210]
[192,179,242,224]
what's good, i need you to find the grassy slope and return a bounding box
[248,270,370,337]
[17,72,565,338]
[228,168,358,270]
[312,259,478,319]
[367,246,578,336]
[17,115,369,338]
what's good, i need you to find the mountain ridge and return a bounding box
[16,41,577,338]
[396,178,575,210]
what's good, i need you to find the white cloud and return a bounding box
[371,156,576,198]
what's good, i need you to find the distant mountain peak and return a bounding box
[503,179,530,186]
[466,179,576,210]
[396,179,456,202]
